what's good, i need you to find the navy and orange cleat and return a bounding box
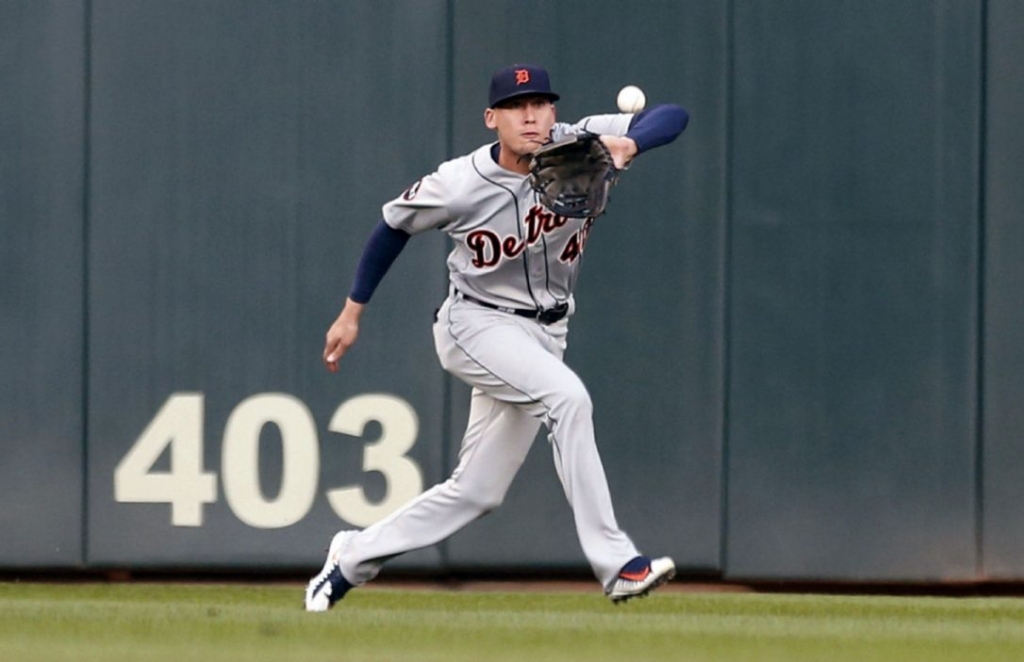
[607,555,676,604]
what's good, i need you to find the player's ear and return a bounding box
[484,108,497,130]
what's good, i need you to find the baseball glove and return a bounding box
[528,132,619,218]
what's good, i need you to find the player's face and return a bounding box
[485,96,557,161]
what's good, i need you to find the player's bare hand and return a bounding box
[599,135,639,170]
[323,299,365,373]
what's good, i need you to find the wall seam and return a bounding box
[438,0,455,574]
[80,0,93,570]
[974,0,988,580]
[719,0,735,579]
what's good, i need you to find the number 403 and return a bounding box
[114,392,424,529]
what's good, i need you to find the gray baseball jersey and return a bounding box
[382,114,633,311]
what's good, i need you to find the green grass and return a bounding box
[2,582,1024,661]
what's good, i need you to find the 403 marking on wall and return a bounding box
[113,392,424,529]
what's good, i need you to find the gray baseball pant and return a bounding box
[336,295,639,589]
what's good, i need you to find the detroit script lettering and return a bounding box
[466,205,595,268]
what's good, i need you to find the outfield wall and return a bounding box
[2,0,1022,583]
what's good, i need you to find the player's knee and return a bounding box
[450,477,506,514]
[472,491,505,514]
[458,488,505,515]
[559,378,593,417]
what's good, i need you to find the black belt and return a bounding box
[457,290,569,325]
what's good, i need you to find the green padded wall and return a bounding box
[725,0,981,581]
[6,0,1024,583]
[982,0,1024,579]
[85,0,449,569]
[0,0,86,567]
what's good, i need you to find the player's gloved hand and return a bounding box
[528,132,622,218]
[323,299,364,372]
[598,135,639,170]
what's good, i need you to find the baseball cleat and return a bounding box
[304,530,356,612]
[607,555,676,604]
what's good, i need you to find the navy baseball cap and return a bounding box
[488,64,560,108]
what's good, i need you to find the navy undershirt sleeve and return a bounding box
[625,104,690,154]
[348,220,411,304]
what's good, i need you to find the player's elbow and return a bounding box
[666,104,690,134]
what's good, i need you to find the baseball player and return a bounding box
[306,64,689,610]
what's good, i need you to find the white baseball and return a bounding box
[617,85,646,113]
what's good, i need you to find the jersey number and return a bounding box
[558,218,595,263]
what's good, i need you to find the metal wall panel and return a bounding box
[0,0,85,567]
[86,0,450,570]
[726,0,981,580]
[982,0,1024,579]
[443,0,726,575]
